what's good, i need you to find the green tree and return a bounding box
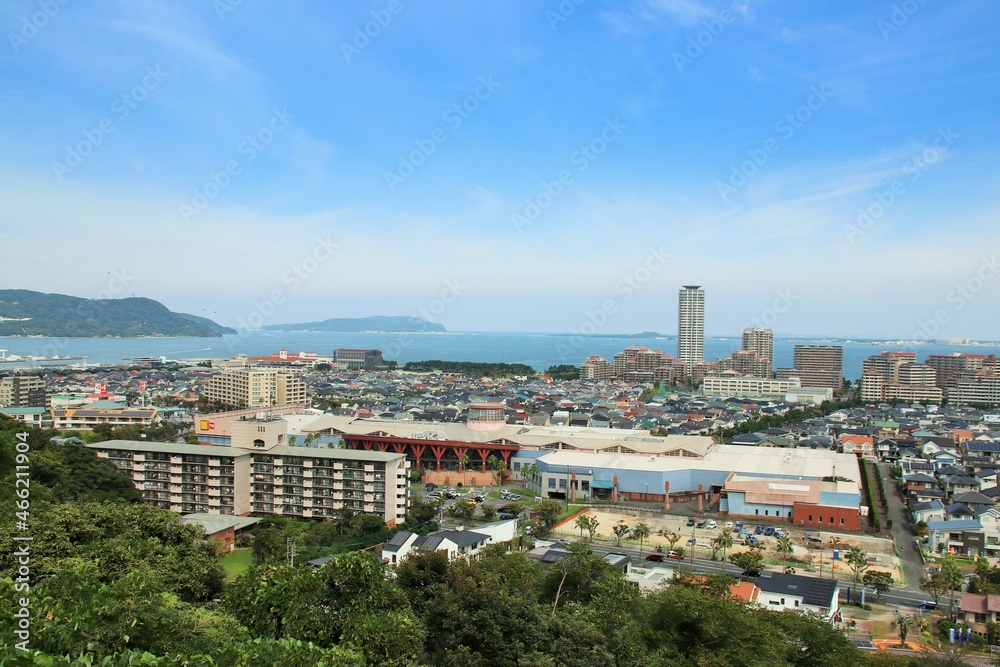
[919,572,950,605]
[531,499,563,539]
[846,545,869,583]
[941,554,965,613]
[487,454,504,494]
[587,516,600,541]
[730,546,765,576]
[522,462,540,491]
[891,614,915,648]
[459,452,471,486]
[575,514,591,540]
[716,530,734,564]
[543,542,614,613]
[863,570,894,601]
[480,503,498,520]
[612,521,630,547]
[631,522,651,555]
[776,535,794,561]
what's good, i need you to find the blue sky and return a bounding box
[2,0,999,339]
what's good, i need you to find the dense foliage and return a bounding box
[0,289,234,337]
[544,364,581,380]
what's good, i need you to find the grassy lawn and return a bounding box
[219,548,253,581]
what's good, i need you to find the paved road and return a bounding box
[879,461,926,591]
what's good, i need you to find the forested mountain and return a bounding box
[0,290,235,337]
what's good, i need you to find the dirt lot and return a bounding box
[556,507,900,576]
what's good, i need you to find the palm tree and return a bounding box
[458,452,470,487]
[522,463,540,493]
[487,455,502,494]
[575,514,591,541]
[847,545,869,583]
[632,522,651,555]
[891,614,915,648]
[776,535,794,562]
[717,530,734,564]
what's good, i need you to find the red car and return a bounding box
[667,551,682,560]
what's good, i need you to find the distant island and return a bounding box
[264,316,446,333]
[554,331,667,338]
[0,290,235,338]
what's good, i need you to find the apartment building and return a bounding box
[950,375,1000,407]
[701,375,801,400]
[204,368,307,408]
[579,355,614,381]
[89,416,409,526]
[898,363,937,386]
[720,349,772,378]
[776,367,843,390]
[613,346,670,382]
[678,285,705,364]
[775,345,844,390]
[741,328,774,375]
[0,374,48,408]
[927,353,998,389]
[862,351,917,383]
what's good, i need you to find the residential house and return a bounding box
[926,519,986,557]
[911,500,945,524]
[959,593,1000,637]
[754,572,840,621]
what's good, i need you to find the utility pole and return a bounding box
[286,537,297,567]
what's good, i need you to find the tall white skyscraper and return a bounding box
[678,285,704,363]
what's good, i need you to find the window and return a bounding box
[794,600,800,608]
[840,518,845,525]
[809,515,813,521]
[755,509,759,515]
[764,510,769,516]
[548,478,556,488]
[559,479,566,489]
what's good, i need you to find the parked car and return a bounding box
[706,520,717,529]
[686,538,695,546]
[427,491,441,498]
[498,513,514,520]
[696,520,707,529]
[645,553,665,562]
[725,521,734,530]
[745,536,758,546]
[764,526,774,537]
[667,551,682,560]
[508,494,522,500]
[754,525,764,535]
[473,494,485,502]
[425,483,438,491]
[774,529,785,538]
[687,518,695,526]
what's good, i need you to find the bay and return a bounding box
[1,331,999,381]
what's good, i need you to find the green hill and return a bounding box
[264,315,445,333]
[0,290,235,337]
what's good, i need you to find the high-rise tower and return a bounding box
[678,285,705,364]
